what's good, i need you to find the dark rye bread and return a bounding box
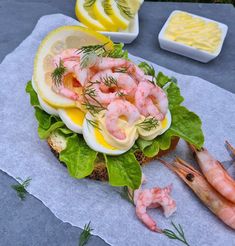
[47,131,179,181]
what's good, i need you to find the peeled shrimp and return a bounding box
[53,48,80,67]
[105,100,140,140]
[52,84,78,100]
[161,158,235,230]
[88,70,137,105]
[94,57,145,83]
[135,81,168,120]
[134,184,176,232]
[189,143,235,203]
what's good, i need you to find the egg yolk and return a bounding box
[64,108,85,126]
[94,128,117,150]
[161,117,168,128]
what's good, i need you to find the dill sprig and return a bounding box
[84,0,96,8]
[103,75,118,87]
[82,85,106,115]
[116,0,134,19]
[77,43,108,69]
[137,117,159,131]
[86,118,101,130]
[114,67,128,73]
[163,222,190,246]
[51,60,66,87]
[11,177,32,200]
[79,221,93,246]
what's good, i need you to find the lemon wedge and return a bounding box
[104,0,129,30]
[121,0,144,18]
[93,0,118,31]
[33,25,113,108]
[75,0,107,31]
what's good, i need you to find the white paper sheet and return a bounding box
[0,14,235,246]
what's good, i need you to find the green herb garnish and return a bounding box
[84,0,96,8]
[86,118,101,130]
[51,60,66,87]
[116,0,134,19]
[114,67,128,73]
[137,117,159,131]
[103,75,118,87]
[11,177,32,200]
[79,221,93,246]
[82,86,106,116]
[163,221,190,246]
[78,43,108,69]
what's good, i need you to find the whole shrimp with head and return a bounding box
[189,142,235,203]
[161,158,235,230]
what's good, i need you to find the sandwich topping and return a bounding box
[35,47,172,155]
[28,26,204,189]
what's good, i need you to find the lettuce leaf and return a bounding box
[138,62,155,77]
[26,81,65,139]
[59,134,98,179]
[108,43,128,59]
[105,151,142,189]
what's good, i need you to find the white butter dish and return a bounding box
[100,14,139,44]
[158,10,228,63]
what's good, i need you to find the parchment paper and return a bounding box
[0,14,235,246]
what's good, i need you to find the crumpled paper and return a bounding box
[0,14,235,246]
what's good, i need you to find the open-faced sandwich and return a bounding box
[26,26,204,190]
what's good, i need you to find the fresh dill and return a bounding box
[79,221,93,246]
[84,0,96,8]
[116,0,134,19]
[163,222,190,246]
[77,43,108,69]
[51,60,66,87]
[103,0,112,15]
[113,67,128,73]
[82,83,106,116]
[86,118,101,130]
[11,177,32,200]
[137,117,159,131]
[103,75,118,87]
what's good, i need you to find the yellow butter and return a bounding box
[164,12,222,53]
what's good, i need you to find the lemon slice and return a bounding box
[120,0,143,18]
[93,0,118,31]
[33,25,113,108]
[75,0,107,31]
[105,0,129,30]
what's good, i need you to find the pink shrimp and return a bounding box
[134,185,176,232]
[93,57,145,83]
[52,84,78,100]
[105,100,141,140]
[189,143,235,203]
[53,48,80,67]
[161,158,235,230]
[135,81,168,120]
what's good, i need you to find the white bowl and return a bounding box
[100,14,139,44]
[158,10,228,63]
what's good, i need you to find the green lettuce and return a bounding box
[105,151,142,189]
[26,81,64,139]
[60,134,97,179]
[26,46,204,190]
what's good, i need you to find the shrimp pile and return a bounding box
[160,141,235,230]
[51,49,169,140]
[132,175,176,232]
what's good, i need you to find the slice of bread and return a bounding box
[47,131,179,181]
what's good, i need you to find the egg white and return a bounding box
[137,110,172,140]
[58,109,83,134]
[83,113,130,155]
[32,77,59,116]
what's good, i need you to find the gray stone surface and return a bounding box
[0,1,234,246]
